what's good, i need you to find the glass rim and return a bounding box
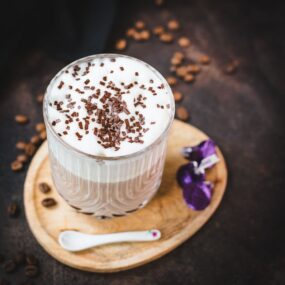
[43,53,175,161]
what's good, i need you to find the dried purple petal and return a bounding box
[182,139,216,164]
[176,162,205,188]
[183,181,213,211]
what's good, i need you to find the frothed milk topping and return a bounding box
[46,54,174,157]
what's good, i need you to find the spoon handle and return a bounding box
[95,229,161,245]
[59,230,161,252]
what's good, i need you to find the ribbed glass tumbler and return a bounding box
[43,55,175,218]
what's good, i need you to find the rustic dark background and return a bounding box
[0,0,285,284]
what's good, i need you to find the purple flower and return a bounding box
[182,139,216,164]
[176,139,218,211]
[183,182,213,211]
[176,162,205,188]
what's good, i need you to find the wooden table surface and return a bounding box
[0,0,284,284]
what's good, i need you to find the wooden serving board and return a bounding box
[24,119,227,273]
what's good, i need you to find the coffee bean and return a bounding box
[166,76,177,86]
[176,106,189,121]
[17,154,28,163]
[15,114,29,125]
[184,74,195,83]
[159,33,174,43]
[171,58,181,66]
[173,91,183,102]
[26,254,38,266]
[139,30,150,41]
[7,202,19,217]
[176,66,188,78]
[25,143,36,157]
[11,160,23,172]
[14,251,26,265]
[41,198,57,208]
[38,182,51,194]
[153,25,164,36]
[39,130,47,140]
[178,37,190,47]
[30,135,40,145]
[25,264,38,277]
[199,55,211,65]
[133,32,142,41]
[0,278,10,285]
[115,39,127,51]
[186,64,201,74]
[36,94,44,103]
[126,28,136,38]
[173,51,184,60]
[135,20,145,30]
[3,260,16,273]
[167,19,180,31]
[16,141,27,150]
[35,123,45,132]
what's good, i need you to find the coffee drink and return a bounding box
[44,54,174,218]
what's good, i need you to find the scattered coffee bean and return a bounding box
[3,260,16,273]
[126,28,136,38]
[176,106,189,121]
[173,91,183,102]
[159,33,174,43]
[26,254,38,266]
[25,143,36,156]
[15,114,29,125]
[7,202,19,217]
[135,20,145,30]
[178,37,190,47]
[40,130,47,140]
[184,74,195,83]
[35,123,45,132]
[30,135,40,145]
[36,94,44,103]
[41,198,57,208]
[16,141,27,150]
[17,154,28,163]
[167,19,180,31]
[115,39,127,51]
[25,264,38,278]
[133,32,142,41]
[11,160,23,172]
[14,251,26,265]
[139,30,151,41]
[176,66,188,78]
[186,64,201,74]
[166,76,177,86]
[174,51,184,59]
[171,57,182,66]
[39,182,51,194]
[153,25,164,35]
[199,55,211,64]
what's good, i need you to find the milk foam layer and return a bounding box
[46,54,174,157]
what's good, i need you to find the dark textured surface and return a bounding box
[0,0,285,284]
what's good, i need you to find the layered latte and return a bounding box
[44,54,174,218]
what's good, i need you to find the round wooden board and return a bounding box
[24,119,227,273]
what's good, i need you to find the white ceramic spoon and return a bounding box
[58,229,161,252]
